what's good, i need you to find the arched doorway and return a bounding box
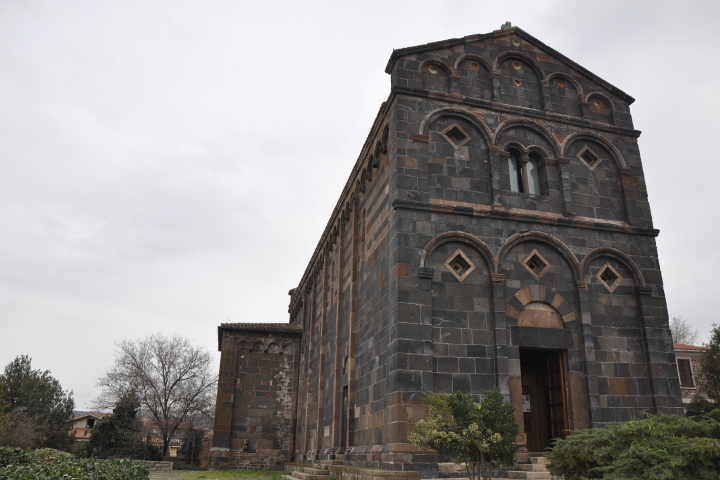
[517,302,569,452]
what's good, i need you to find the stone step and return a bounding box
[438,462,466,472]
[320,460,344,466]
[291,471,331,480]
[507,471,552,479]
[531,456,550,465]
[312,465,328,471]
[303,467,331,475]
[520,463,548,472]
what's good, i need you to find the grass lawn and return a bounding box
[151,469,287,480]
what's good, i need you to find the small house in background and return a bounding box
[71,412,110,442]
[674,343,706,403]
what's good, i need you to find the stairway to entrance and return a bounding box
[285,460,342,480]
[507,455,553,479]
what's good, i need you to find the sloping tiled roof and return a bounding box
[674,343,705,351]
[217,322,302,351]
[220,322,302,332]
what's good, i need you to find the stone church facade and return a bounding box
[211,24,684,475]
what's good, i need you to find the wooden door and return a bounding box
[520,349,568,452]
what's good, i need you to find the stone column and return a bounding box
[541,79,553,112]
[490,69,502,103]
[490,273,528,458]
[573,281,596,428]
[580,101,591,119]
[520,154,530,194]
[488,146,507,208]
[557,157,575,217]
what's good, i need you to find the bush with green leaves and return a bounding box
[0,447,149,480]
[409,388,519,480]
[686,395,718,417]
[0,356,75,451]
[546,412,720,480]
[0,448,30,468]
[79,395,161,461]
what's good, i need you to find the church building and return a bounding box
[210,24,684,476]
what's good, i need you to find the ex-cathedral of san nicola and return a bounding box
[209,23,684,477]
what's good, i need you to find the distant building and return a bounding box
[674,343,706,403]
[71,412,110,442]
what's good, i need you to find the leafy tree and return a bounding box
[699,324,720,403]
[81,393,161,460]
[178,428,205,465]
[409,388,519,480]
[546,412,720,480]
[0,355,74,450]
[94,334,217,456]
[686,394,717,417]
[670,315,700,345]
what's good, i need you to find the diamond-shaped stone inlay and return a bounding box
[576,144,603,171]
[597,263,623,293]
[441,123,470,149]
[444,249,476,282]
[521,249,551,280]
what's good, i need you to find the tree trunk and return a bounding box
[163,438,170,457]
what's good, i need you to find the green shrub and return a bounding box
[0,447,149,480]
[0,448,31,468]
[29,447,73,464]
[546,413,720,480]
[409,388,519,480]
[686,395,718,417]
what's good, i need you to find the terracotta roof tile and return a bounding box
[674,343,705,351]
[220,322,302,332]
[217,322,302,350]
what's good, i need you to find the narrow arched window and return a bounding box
[507,150,544,195]
[508,152,522,193]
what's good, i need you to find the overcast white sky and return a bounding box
[1,1,718,410]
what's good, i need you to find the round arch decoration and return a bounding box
[505,285,577,326]
[493,51,547,80]
[453,53,493,71]
[561,131,627,169]
[420,231,497,272]
[419,107,493,144]
[500,141,552,160]
[498,231,582,281]
[493,119,561,157]
[546,72,584,95]
[580,247,646,286]
[418,58,455,76]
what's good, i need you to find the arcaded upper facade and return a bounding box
[211,24,684,476]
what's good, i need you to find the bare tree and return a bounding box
[95,333,217,456]
[0,407,40,449]
[670,316,700,345]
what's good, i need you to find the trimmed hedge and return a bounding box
[0,447,149,480]
[546,412,720,480]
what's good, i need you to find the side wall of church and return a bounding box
[211,329,301,470]
[290,137,394,460]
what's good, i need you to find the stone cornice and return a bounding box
[392,199,659,237]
